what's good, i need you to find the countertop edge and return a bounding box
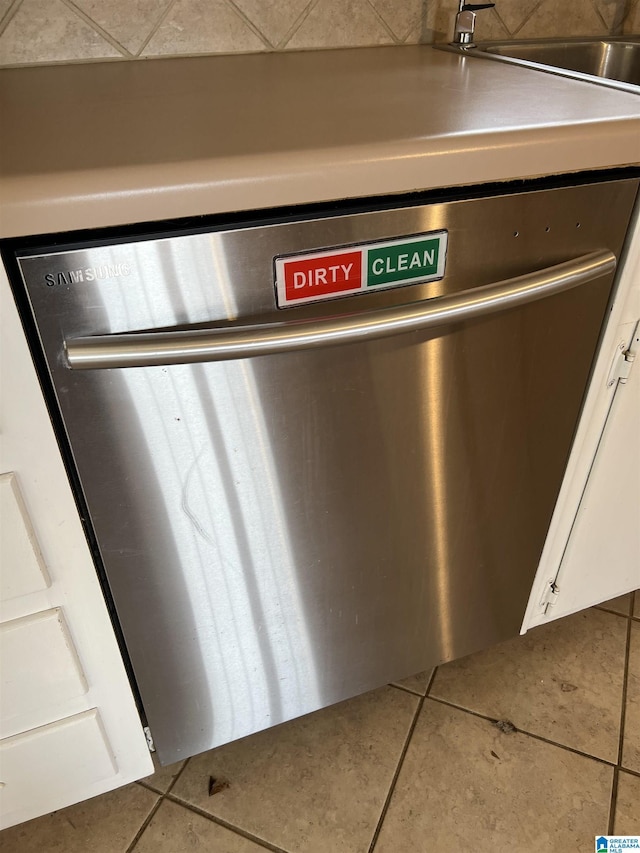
[2,117,639,240]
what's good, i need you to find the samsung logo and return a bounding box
[44,263,132,286]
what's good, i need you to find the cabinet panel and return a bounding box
[0,473,50,601]
[0,608,88,739]
[0,709,117,829]
[0,265,153,830]
[522,206,640,630]
[550,328,640,610]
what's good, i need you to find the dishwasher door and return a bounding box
[12,177,639,764]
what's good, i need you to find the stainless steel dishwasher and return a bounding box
[7,174,638,764]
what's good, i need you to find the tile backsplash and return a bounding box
[0,0,637,67]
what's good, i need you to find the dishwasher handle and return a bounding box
[65,250,615,370]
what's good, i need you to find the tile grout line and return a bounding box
[608,611,634,834]
[609,770,621,835]
[390,682,429,698]
[608,0,628,34]
[277,0,320,50]
[135,0,179,57]
[135,755,191,796]
[398,9,424,44]
[617,764,640,781]
[60,0,132,57]
[425,665,439,698]
[597,605,633,618]
[588,0,610,33]
[164,793,290,853]
[136,779,162,794]
[427,693,621,770]
[223,0,275,50]
[367,698,425,853]
[492,7,513,39]
[363,0,403,44]
[126,757,193,851]
[0,0,22,37]
[164,757,192,796]
[366,669,437,853]
[124,796,164,853]
[511,0,545,38]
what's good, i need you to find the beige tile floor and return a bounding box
[2,593,639,852]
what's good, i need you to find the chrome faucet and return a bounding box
[452,0,495,47]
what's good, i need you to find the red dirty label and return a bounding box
[282,251,362,303]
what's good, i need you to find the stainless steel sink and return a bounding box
[445,37,640,94]
[484,39,640,84]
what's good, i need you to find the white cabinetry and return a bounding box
[0,606,88,738]
[523,203,640,629]
[0,473,50,599]
[0,265,152,830]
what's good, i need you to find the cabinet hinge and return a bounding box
[607,321,639,388]
[144,726,156,753]
[540,579,560,612]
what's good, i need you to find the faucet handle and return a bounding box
[452,2,495,46]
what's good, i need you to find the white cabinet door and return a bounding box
[523,204,640,630]
[0,473,50,600]
[0,264,153,830]
[1,608,88,738]
[554,326,639,607]
[0,711,117,828]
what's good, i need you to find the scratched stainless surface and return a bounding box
[15,178,639,764]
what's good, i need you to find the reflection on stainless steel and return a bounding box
[445,36,640,94]
[423,334,455,660]
[483,39,640,86]
[64,252,615,370]
[136,360,319,742]
[15,178,639,764]
[93,246,322,746]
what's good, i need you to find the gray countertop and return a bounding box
[0,45,638,237]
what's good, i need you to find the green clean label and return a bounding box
[366,237,440,287]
